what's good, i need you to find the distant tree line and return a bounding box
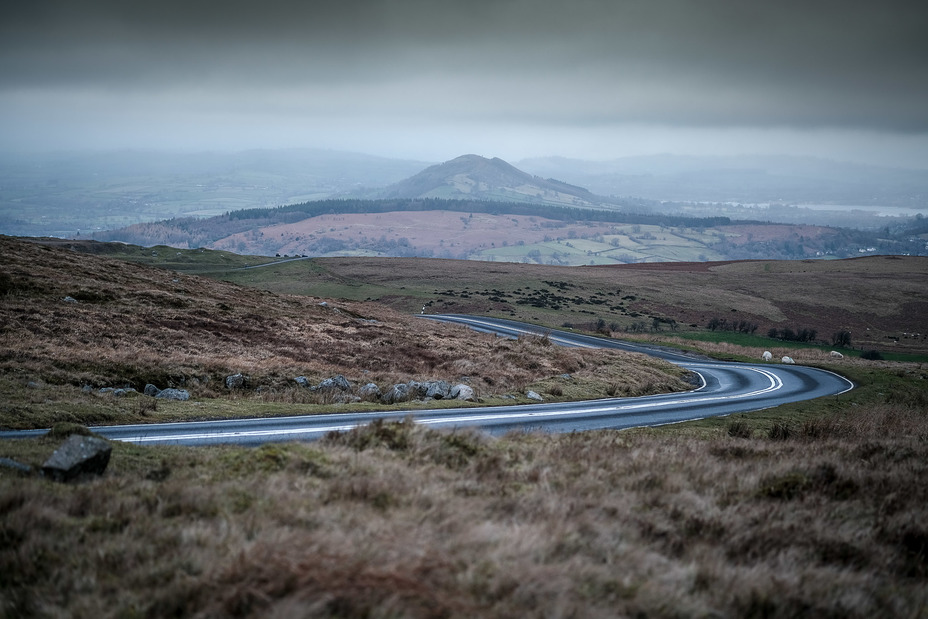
[767,326,818,343]
[832,330,852,347]
[226,198,732,229]
[706,317,758,334]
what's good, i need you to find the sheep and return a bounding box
[830,351,844,359]
[781,356,795,364]
[762,351,773,361]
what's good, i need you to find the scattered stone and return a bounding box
[318,301,328,307]
[0,457,33,476]
[99,387,115,394]
[155,388,190,401]
[63,296,77,304]
[450,384,475,401]
[26,381,41,389]
[42,435,112,482]
[526,390,544,401]
[81,385,94,394]
[359,382,382,401]
[318,375,351,391]
[294,376,311,388]
[560,374,572,380]
[113,388,138,397]
[144,384,161,397]
[225,373,247,390]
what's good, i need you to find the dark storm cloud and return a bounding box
[1,0,927,150]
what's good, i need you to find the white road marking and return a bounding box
[121,365,782,444]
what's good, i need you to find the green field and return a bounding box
[473,226,729,265]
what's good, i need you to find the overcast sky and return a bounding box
[2,0,928,167]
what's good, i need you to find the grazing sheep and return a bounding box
[762,351,773,361]
[830,351,844,359]
[781,356,795,364]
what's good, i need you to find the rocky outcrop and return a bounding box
[526,390,544,401]
[42,435,112,482]
[143,384,161,397]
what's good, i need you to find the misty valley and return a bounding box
[1,150,926,264]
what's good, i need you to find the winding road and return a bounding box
[1,315,854,445]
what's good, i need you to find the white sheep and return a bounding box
[781,356,795,364]
[830,351,844,359]
[762,351,773,361]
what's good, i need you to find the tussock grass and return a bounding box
[2,394,927,617]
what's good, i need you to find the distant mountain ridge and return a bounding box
[373,154,619,208]
[516,154,928,207]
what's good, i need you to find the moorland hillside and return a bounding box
[0,236,689,429]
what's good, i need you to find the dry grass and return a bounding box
[2,399,926,617]
[0,237,689,429]
[2,237,927,616]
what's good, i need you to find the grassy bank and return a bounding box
[2,385,926,617]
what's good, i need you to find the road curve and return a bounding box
[0,315,853,446]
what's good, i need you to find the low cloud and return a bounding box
[2,0,926,163]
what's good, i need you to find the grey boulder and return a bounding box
[381,383,412,405]
[318,375,351,391]
[225,373,247,390]
[42,435,112,482]
[143,384,161,397]
[450,384,475,401]
[155,388,190,401]
[359,382,382,401]
[425,380,452,399]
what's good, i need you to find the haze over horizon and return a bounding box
[2,1,928,169]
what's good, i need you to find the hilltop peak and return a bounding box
[375,154,613,207]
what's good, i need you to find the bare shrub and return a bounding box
[136,397,158,417]
[767,422,792,441]
[727,420,752,439]
[323,417,416,452]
